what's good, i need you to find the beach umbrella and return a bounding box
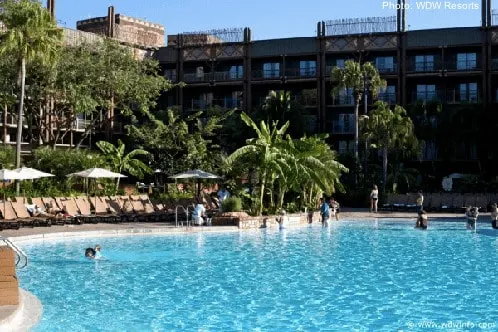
[169,169,221,197]
[13,167,55,180]
[67,167,127,179]
[67,168,127,212]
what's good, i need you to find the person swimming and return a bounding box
[94,245,102,259]
[85,247,96,259]
[415,210,428,230]
[465,206,479,230]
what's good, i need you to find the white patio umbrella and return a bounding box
[13,167,55,180]
[67,167,127,179]
[169,169,221,197]
[67,168,127,212]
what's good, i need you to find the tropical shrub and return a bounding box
[221,197,242,212]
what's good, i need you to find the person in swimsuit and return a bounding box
[370,185,379,213]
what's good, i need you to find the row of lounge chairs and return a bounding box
[381,193,498,212]
[0,195,195,231]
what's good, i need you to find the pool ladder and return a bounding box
[175,205,190,228]
[1,236,28,269]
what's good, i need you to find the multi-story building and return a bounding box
[154,1,498,175]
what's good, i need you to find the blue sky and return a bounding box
[55,0,486,40]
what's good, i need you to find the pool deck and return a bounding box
[1,208,485,239]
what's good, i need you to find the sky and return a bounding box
[54,0,486,41]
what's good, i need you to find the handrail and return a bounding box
[175,205,190,228]
[0,237,28,269]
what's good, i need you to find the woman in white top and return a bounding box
[370,185,379,213]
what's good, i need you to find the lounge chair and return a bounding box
[74,197,99,224]
[0,201,21,230]
[58,198,83,225]
[451,194,465,213]
[381,194,395,211]
[92,197,121,223]
[11,201,52,227]
[440,193,453,212]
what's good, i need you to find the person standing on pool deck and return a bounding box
[416,190,424,215]
[370,185,379,213]
[320,198,330,227]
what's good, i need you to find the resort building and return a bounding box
[155,1,498,176]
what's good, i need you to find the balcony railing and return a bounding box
[213,71,243,81]
[188,98,243,110]
[331,95,355,106]
[375,63,397,74]
[446,89,479,103]
[183,72,211,83]
[409,89,480,104]
[332,121,354,134]
[72,118,91,131]
[407,60,442,72]
[447,60,480,71]
[252,69,281,79]
[285,68,317,78]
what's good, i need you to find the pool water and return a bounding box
[18,220,498,331]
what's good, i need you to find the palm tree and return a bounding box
[0,0,62,171]
[96,140,153,192]
[263,90,291,123]
[331,60,386,184]
[226,112,291,215]
[277,135,348,209]
[362,101,419,193]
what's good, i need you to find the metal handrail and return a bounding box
[175,205,190,228]
[0,237,28,269]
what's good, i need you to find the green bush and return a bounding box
[222,197,242,212]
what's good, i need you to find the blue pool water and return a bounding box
[17,220,498,331]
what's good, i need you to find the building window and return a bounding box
[422,141,438,160]
[299,60,316,77]
[336,59,345,68]
[416,84,437,101]
[456,53,477,70]
[458,82,478,101]
[338,140,354,154]
[263,63,280,78]
[337,88,354,105]
[415,55,434,71]
[378,86,396,103]
[334,114,355,134]
[229,65,243,79]
[375,56,395,73]
[164,69,177,81]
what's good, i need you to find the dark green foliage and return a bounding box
[221,197,243,212]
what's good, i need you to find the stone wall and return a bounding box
[213,211,321,229]
[0,246,19,306]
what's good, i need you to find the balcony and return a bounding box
[446,60,480,71]
[187,98,243,110]
[376,92,397,104]
[0,113,28,127]
[284,68,317,78]
[293,95,318,107]
[331,95,355,106]
[409,91,443,104]
[72,118,91,131]
[446,89,480,103]
[183,72,211,83]
[407,60,442,73]
[213,71,243,81]
[164,72,177,82]
[332,121,354,134]
[375,63,397,74]
[252,69,281,80]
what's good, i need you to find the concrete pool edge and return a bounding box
[0,289,42,332]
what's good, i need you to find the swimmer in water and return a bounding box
[94,245,102,259]
[85,247,96,259]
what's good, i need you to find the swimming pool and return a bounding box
[17,220,498,331]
